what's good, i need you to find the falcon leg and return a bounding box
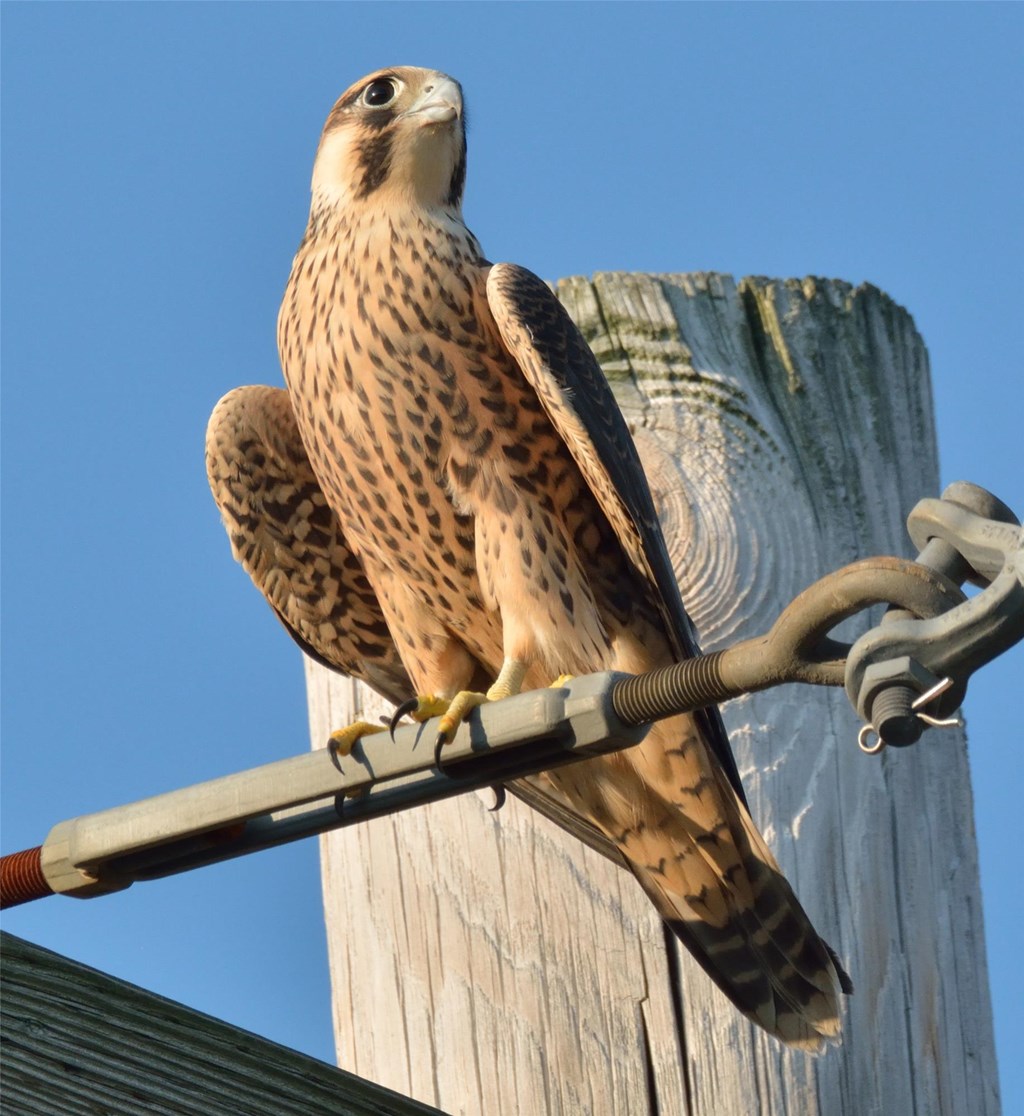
[327,721,387,759]
[433,657,528,765]
[459,677,571,791]
[388,693,455,740]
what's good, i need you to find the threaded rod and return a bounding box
[612,652,731,728]
[1,846,52,909]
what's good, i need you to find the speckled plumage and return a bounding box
[207,67,849,1048]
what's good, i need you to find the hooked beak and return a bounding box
[405,76,462,125]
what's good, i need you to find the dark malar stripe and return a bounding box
[446,124,467,207]
[356,130,395,199]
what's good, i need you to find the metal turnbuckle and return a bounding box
[845,482,1023,752]
[610,481,1022,755]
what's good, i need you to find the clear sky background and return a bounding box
[3,3,1021,1110]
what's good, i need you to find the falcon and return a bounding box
[207,66,850,1048]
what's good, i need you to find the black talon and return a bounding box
[389,697,420,742]
[488,785,506,812]
[327,736,345,772]
[433,732,449,769]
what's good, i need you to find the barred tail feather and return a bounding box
[627,775,850,1051]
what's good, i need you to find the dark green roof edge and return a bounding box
[0,932,446,1116]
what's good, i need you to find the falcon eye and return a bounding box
[363,78,397,107]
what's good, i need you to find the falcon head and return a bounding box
[312,66,466,213]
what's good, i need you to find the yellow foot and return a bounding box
[406,695,452,723]
[435,690,488,745]
[549,674,575,689]
[387,693,452,740]
[433,658,529,765]
[327,721,386,758]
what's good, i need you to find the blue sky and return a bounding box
[3,2,1021,1109]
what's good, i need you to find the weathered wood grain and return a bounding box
[310,272,999,1115]
[0,931,444,1116]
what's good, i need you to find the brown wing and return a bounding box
[487,266,852,1046]
[205,385,411,701]
[485,263,745,802]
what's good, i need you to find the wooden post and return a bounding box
[306,272,1000,1115]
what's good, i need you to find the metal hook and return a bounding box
[912,677,965,731]
[916,711,965,730]
[858,725,886,755]
[911,676,955,711]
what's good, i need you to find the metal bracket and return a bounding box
[35,672,645,900]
